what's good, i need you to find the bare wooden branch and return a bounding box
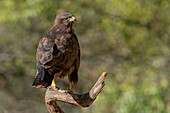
[45,72,107,113]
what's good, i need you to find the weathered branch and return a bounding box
[45,72,107,113]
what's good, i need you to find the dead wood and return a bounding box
[45,72,107,113]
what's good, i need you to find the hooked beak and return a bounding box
[69,16,76,22]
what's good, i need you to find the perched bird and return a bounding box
[32,12,80,93]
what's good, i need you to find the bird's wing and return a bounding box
[75,48,80,73]
[75,37,80,72]
[36,36,56,69]
[33,36,57,88]
[69,34,80,84]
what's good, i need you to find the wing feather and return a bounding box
[36,36,55,68]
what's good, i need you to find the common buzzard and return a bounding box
[32,12,80,93]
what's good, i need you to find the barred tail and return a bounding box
[32,67,54,88]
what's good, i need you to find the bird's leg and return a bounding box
[69,81,73,93]
[51,79,59,90]
[50,79,60,90]
[51,79,56,86]
[68,75,73,93]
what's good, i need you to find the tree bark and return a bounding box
[45,72,107,113]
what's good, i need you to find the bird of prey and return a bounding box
[32,12,80,93]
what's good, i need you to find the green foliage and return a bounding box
[0,0,169,113]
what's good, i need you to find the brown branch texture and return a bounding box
[45,72,107,113]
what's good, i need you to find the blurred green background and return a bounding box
[0,0,169,113]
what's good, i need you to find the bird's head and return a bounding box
[54,12,76,27]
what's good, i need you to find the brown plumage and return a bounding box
[32,12,80,92]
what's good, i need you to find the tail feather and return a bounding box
[32,67,54,88]
[70,69,78,85]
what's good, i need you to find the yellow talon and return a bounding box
[51,79,56,86]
